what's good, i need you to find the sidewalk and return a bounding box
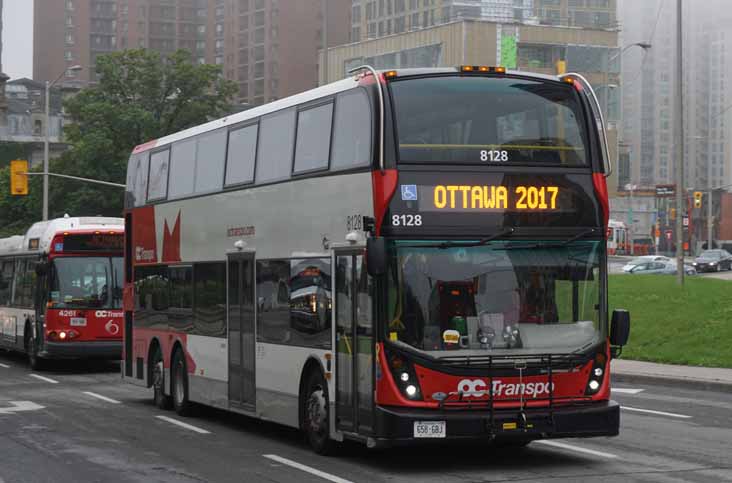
[612,359,732,392]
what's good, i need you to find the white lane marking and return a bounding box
[0,363,10,368]
[534,440,618,459]
[613,388,645,394]
[0,401,45,415]
[263,454,354,483]
[29,374,59,384]
[622,406,692,419]
[155,415,211,434]
[83,391,121,404]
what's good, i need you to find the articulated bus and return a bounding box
[122,66,631,453]
[0,217,124,369]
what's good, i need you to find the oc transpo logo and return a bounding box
[104,319,120,336]
[457,379,554,398]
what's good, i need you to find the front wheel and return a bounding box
[302,370,335,455]
[152,346,172,410]
[171,349,194,416]
[25,328,43,371]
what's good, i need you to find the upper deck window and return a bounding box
[125,152,149,208]
[294,102,333,174]
[256,108,296,183]
[390,76,589,166]
[147,149,170,201]
[225,123,258,186]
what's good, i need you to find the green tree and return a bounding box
[0,49,237,236]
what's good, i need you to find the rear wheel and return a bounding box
[171,348,194,416]
[152,345,172,409]
[302,370,335,455]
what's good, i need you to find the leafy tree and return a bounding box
[0,49,237,236]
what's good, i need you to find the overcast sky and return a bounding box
[3,0,33,80]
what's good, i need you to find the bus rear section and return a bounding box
[0,217,124,368]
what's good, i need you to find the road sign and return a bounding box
[683,216,689,227]
[665,230,673,240]
[656,185,676,197]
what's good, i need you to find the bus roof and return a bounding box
[0,216,124,257]
[130,68,564,155]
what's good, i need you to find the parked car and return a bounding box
[692,250,732,272]
[626,260,696,276]
[622,255,671,273]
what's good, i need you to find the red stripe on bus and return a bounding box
[372,169,398,236]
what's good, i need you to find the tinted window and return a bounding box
[0,260,14,305]
[195,129,227,193]
[331,89,372,170]
[168,266,193,332]
[390,76,588,165]
[134,266,169,329]
[126,152,150,207]
[257,258,331,348]
[256,108,296,183]
[169,138,197,198]
[225,124,258,186]
[294,103,333,173]
[147,149,170,201]
[194,263,226,337]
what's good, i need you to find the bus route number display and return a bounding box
[429,184,560,211]
[63,234,124,252]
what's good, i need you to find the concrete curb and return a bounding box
[612,372,732,393]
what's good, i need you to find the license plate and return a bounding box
[414,421,446,438]
[70,318,87,327]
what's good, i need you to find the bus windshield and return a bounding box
[390,76,589,166]
[50,257,123,309]
[386,241,602,356]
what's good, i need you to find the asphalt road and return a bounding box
[1,351,731,483]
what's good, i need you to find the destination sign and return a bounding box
[62,234,124,252]
[428,185,560,212]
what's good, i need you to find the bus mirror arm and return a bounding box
[609,309,630,348]
[366,237,387,277]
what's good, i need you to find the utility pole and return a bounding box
[708,187,713,249]
[675,0,685,285]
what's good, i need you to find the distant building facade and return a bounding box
[33,0,350,107]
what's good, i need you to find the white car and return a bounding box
[622,255,671,273]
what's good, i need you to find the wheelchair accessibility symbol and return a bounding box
[401,185,418,201]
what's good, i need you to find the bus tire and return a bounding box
[171,348,194,417]
[152,345,172,410]
[25,324,43,371]
[302,369,335,455]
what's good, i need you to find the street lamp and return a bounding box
[43,64,82,221]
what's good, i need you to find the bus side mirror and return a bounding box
[35,261,48,276]
[366,237,387,277]
[610,309,630,347]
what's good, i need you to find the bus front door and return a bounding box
[227,253,256,411]
[334,251,373,435]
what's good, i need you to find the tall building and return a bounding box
[32,0,349,106]
[350,0,615,42]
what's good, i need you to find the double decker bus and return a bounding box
[122,66,631,453]
[0,217,124,369]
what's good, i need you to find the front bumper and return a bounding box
[40,340,122,360]
[371,400,619,447]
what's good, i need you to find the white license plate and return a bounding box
[70,318,87,327]
[413,421,446,438]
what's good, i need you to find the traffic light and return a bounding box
[9,160,28,196]
[693,191,703,209]
[670,207,676,220]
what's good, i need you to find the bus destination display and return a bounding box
[429,184,560,212]
[62,234,124,252]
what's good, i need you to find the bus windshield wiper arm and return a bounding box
[437,227,516,249]
[502,228,597,250]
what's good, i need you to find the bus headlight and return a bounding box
[386,349,423,401]
[585,351,607,395]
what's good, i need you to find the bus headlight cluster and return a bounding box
[585,352,607,395]
[386,350,423,401]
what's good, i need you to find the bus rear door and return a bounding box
[227,252,256,411]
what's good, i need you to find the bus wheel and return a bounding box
[302,370,335,455]
[25,328,43,371]
[152,346,172,410]
[171,349,194,416]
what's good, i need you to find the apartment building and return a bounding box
[33,0,349,106]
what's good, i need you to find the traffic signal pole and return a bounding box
[708,188,713,249]
[675,0,685,285]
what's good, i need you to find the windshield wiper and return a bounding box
[502,228,597,250]
[400,228,516,250]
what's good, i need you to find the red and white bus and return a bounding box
[0,217,124,369]
[607,219,629,255]
[122,66,631,452]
